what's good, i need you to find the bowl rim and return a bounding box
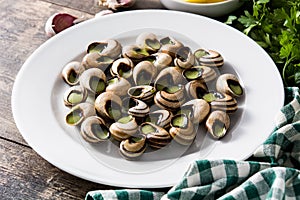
[169,0,238,6]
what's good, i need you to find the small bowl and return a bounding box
[160,0,244,18]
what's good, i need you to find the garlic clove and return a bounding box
[45,13,77,37]
[98,0,136,10]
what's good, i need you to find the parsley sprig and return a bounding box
[226,0,300,87]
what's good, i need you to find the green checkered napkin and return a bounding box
[86,87,300,200]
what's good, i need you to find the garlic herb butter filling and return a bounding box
[62,32,244,160]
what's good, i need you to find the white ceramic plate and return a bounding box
[12,10,284,188]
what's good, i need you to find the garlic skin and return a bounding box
[45,13,77,37]
[98,0,136,10]
[95,9,114,18]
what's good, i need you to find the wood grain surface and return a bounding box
[0,0,168,199]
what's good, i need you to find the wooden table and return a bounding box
[0,0,170,199]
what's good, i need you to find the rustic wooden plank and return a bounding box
[42,0,164,14]
[0,0,93,145]
[0,138,119,199]
[41,0,101,15]
[0,138,170,199]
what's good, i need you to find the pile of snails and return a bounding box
[62,32,244,160]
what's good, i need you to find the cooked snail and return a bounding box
[110,57,134,79]
[62,61,85,86]
[87,39,122,59]
[80,116,110,143]
[203,91,238,113]
[132,61,157,85]
[194,49,224,68]
[160,36,183,57]
[127,85,156,103]
[169,114,196,145]
[216,73,243,97]
[65,102,95,126]
[140,122,172,149]
[94,91,122,121]
[106,76,131,96]
[136,32,161,53]
[206,110,230,139]
[63,85,88,106]
[174,46,195,69]
[79,68,106,95]
[119,134,146,159]
[109,115,138,141]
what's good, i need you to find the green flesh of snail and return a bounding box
[228,80,243,96]
[172,114,188,128]
[89,76,106,94]
[118,116,132,124]
[105,100,122,120]
[203,92,224,102]
[184,68,203,80]
[68,69,78,83]
[194,49,208,59]
[130,136,144,143]
[88,43,107,53]
[91,123,110,140]
[141,124,156,134]
[164,85,182,94]
[146,39,160,50]
[66,108,82,125]
[133,47,149,56]
[67,92,83,104]
[118,63,132,78]
[212,120,226,138]
[160,37,174,45]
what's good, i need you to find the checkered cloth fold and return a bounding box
[86,87,300,200]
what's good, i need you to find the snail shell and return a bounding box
[94,92,123,121]
[65,102,95,126]
[80,116,110,143]
[62,61,85,86]
[140,122,172,149]
[106,76,131,96]
[132,61,157,85]
[206,110,230,139]
[81,52,115,70]
[63,85,88,106]
[180,99,210,124]
[136,32,161,53]
[127,85,156,103]
[146,109,173,129]
[203,91,238,113]
[119,134,147,159]
[79,68,106,95]
[154,67,185,91]
[160,36,183,57]
[174,46,195,69]
[109,115,138,141]
[110,57,134,79]
[169,114,196,146]
[147,52,172,71]
[185,80,208,100]
[122,45,149,62]
[194,49,224,68]
[87,39,122,59]
[216,73,243,97]
[128,99,150,119]
[154,85,185,111]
